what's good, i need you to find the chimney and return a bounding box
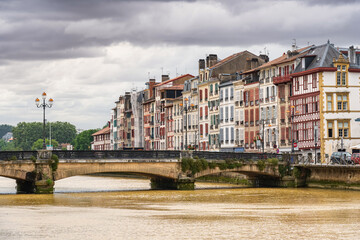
[259,54,269,63]
[199,59,205,70]
[208,54,218,67]
[149,79,156,98]
[251,58,259,69]
[349,46,355,64]
[161,75,170,82]
[206,56,210,68]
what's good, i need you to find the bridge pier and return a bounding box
[150,177,195,190]
[16,179,54,194]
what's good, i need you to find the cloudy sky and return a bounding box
[0,0,359,130]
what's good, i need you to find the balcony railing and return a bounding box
[273,75,291,84]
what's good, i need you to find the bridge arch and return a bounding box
[194,164,281,179]
[54,161,181,181]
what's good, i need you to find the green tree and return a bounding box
[0,139,22,151]
[0,124,13,138]
[31,138,59,150]
[12,121,77,150]
[13,122,43,150]
[73,129,99,150]
[47,121,76,144]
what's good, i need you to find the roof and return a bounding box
[293,42,343,73]
[92,126,110,136]
[154,74,194,87]
[162,84,184,91]
[243,46,313,74]
[210,51,244,69]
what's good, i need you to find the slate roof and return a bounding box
[293,41,345,73]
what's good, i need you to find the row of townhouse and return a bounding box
[108,41,360,163]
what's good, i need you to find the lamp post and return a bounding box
[35,92,53,150]
[287,105,299,153]
[180,98,189,150]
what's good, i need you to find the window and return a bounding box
[312,74,317,88]
[303,76,308,90]
[327,94,333,111]
[327,121,333,138]
[338,120,350,138]
[295,78,299,91]
[336,64,347,86]
[337,93,348,111]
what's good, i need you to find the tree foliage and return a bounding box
[12,121,76,150]
[0,139,21,151]
[31,138,59,150]
[0,124,13,138]
[48,121,77,144]
[73,129,99,150]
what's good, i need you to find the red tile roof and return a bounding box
[154,74,194,87]
[92,126,110,136]
[162,84,184,90]
[243,46,313,74]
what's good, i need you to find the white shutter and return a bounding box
[240,110,244,121]
[260,88,263,100]
[235,110,239,121]
[240,129,244,140]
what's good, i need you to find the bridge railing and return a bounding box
[52,150,182,159]
[0,151,37,161]
[0,150,298,163]
[192,151,283,161]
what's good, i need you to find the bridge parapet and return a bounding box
[0,151,37,161]
[52,150,182,160]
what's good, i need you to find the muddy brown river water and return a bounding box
[0,176,360,240]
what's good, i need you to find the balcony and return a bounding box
[281,140,286,146]
[250,121,254,126]
[281,119,285,124]
[235,101,239,106]
[245,122,249,127]
[273,75,291,84]
[280,97,286,103]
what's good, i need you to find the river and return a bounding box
[0,176,360,240]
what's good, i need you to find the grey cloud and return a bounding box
[1,0,360,62]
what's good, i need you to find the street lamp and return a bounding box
[35,92,53,149]
[287,105,299,153]
[179,98,189,150]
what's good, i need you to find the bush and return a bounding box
[278,164,286,178]
[30,155,37,163]
[46,178,53,185]
[217,162,228,170]
[293,167,301,178]
[50,154,59,172]
[209,162,217,169]
[10,155,17,161]
[257,160,266,171]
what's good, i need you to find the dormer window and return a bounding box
[336,64,347,86]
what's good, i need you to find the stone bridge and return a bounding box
[293,164,360,188]
[0,150,284,193]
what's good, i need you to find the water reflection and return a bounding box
[1,176,360,239]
